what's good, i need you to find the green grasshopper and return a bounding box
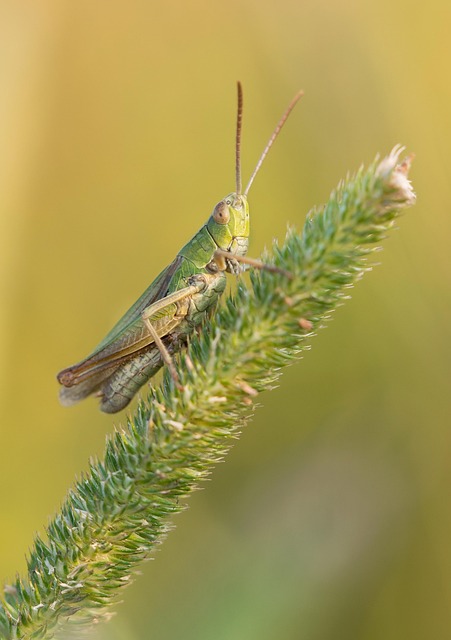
[57,83,302,413]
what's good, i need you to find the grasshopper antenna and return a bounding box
[235,81,244,196]
[244,90,304,197]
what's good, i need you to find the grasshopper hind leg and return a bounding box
[99,345,171,413]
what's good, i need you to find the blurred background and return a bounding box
[1,1,450,638]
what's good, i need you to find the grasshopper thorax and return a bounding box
[207,193,250,255]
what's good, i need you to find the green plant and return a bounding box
[0,148,415,639]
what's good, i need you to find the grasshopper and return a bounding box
[57,83,302,413]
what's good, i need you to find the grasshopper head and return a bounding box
[205,83,301,260]
[206,193,250,256]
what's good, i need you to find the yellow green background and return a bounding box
[1,1,450,638]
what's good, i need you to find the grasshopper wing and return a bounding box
[92,255,185,354]
[57,255,185,400]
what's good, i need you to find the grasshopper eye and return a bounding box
[213,201,230,225]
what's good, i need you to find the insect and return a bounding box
[57,83,302,413]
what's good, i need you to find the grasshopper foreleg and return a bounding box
[213,249,292,279]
